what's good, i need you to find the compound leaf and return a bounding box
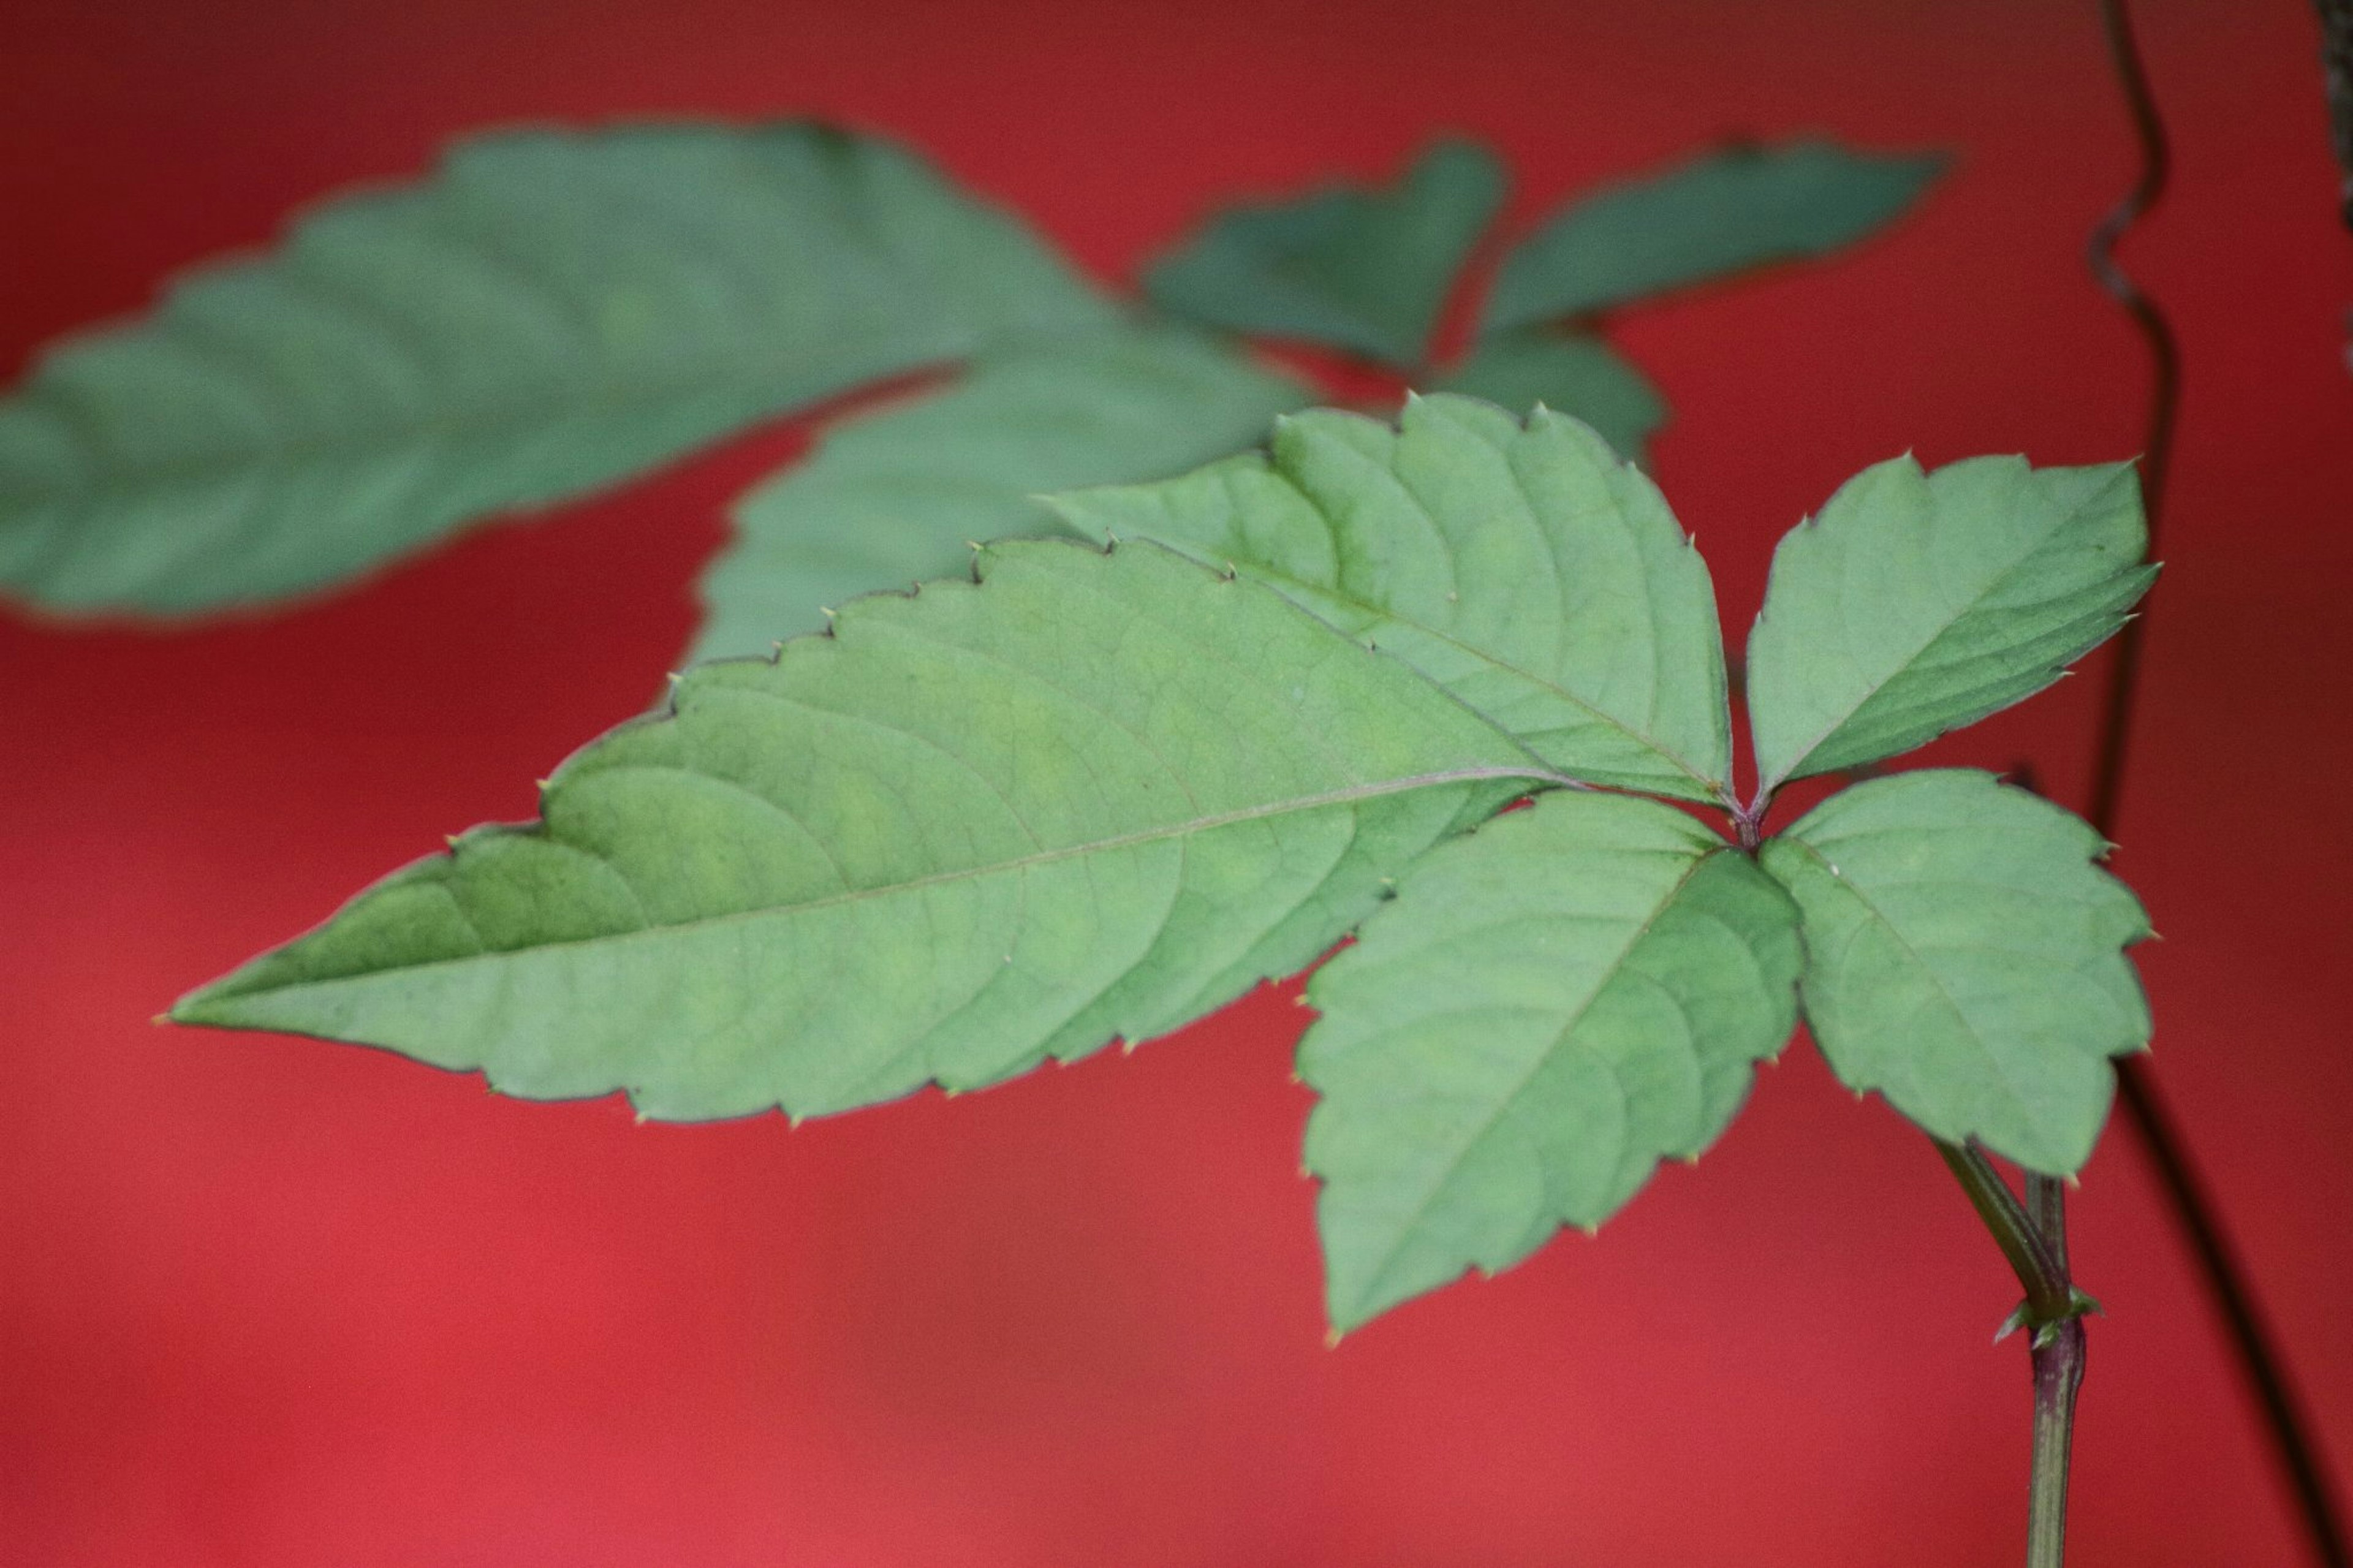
[1482,139,1946,335]
[1144,139,1506,370]
[1746,455,2154,792]
[1759,770,2152,1174]
[692,324,1307,662]
[1303,789,1800,1331]
[173,539,1550,1121]
[1433,330,1666,464]
[1051,394,1733,803]
[0,122,1112,616]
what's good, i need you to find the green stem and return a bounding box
[2025,1172,2086,1568]
[1935,1142,2093,1567]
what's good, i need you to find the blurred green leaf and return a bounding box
[1432,331,1665,462]
[1145,139,1506,369]
[693,324,1306,663]
[0,123,1111,615]
[1483,139,1945,334]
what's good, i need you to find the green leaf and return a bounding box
[1746,455,2155,793]
[1759,770,2152,1174]
[173,539,1552,1121]
[1050,394,1733,803]
[1303,789,1801,1331]
[0,122,1113,616]
[1143,139,1506,370]
[692,324,1308,663]
[1432,330,1666,463]
[1482,139,1946,335]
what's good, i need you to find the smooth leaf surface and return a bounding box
[175,539,1550,1121]
[1482,139,1945,335]
[0,123,1112,615]
[1432,330,1666,463]
[692,325,1306,662]
[1746,455,2154,792]
[1051,395,1733,802]
[1760,770,2151,1173]
[1143,140,1506,369]
[1303,789,1801,1331]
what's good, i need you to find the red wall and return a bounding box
[4,1,2349,1562]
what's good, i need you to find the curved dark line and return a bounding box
[2087,4,2349,1562]
[2084,0,2181,841]
[2317,0,2353,233]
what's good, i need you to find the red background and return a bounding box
[5,0,2350,1562]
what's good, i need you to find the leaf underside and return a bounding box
[1304,789,1801,1330]
[1144,139,1506,369]
[1482,138,1947,335]
[1760,770,2151,1174]
[174,539,1546,1122]
[693,324,1307,663]
[1745,454,2155,792]
[1431,331,1667,464]
[1050,393,1733,802]
[0,122,1112,615]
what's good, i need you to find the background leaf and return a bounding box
[1432,330,1666,463]
[1303,788,1801,1331]
[1759,770,2152,1174]
[1481,139,1946,335]
[1143,139,1506,370]
[1745,454,2154,793]
[692,324,1307,663]
[1051,395,1733,802]
[0,122,1112,615]
[174,539,1548,1121]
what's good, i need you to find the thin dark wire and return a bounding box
[2088,3,2349,1562]
[2317,0,2353,231]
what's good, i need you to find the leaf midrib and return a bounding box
[14,326,1066,504]
[184,763,1571,1009]
[1347,843,1719,1317]
[1778,833,2068,1159]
